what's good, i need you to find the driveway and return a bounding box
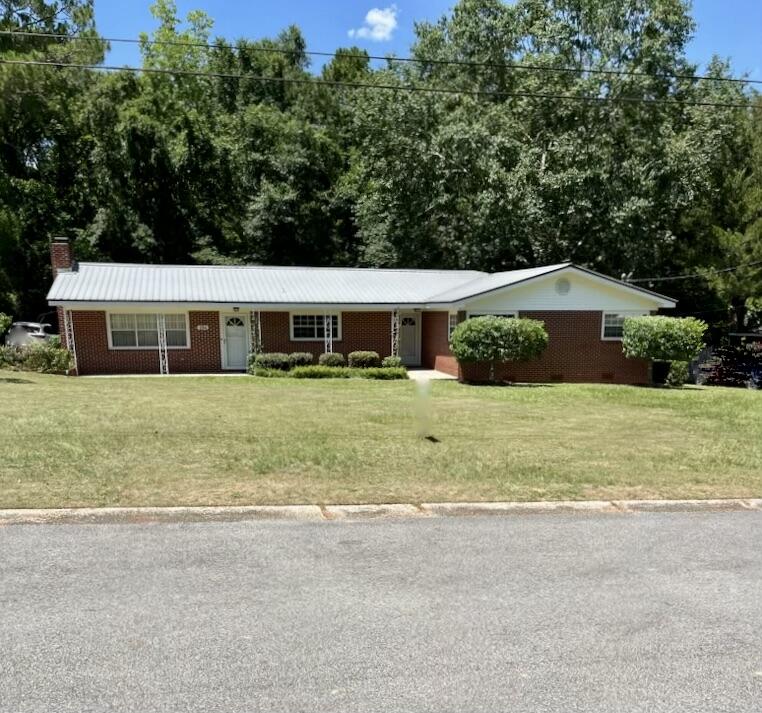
[1,511,761,712]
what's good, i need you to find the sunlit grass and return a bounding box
[1,372,760,508]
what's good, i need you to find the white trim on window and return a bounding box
[601,311,646,341]
[448,312,459,340]
[289,312,342,342]
[466,310,518,319]
[106,312,190,350]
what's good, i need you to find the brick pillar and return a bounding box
[50,236,73,276]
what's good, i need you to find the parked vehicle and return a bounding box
[4,322,55,347]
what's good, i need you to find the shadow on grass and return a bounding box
[460,382,556,388]
[0,376,35,384]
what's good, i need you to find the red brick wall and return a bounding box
[260,311,392,359]
[50,238,73,275]
[68,309,394,374]
[66,308,647,381]
[421,311,458,376]
[457,311,650,384]
[71,311,222,375]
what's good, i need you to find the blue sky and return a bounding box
[95,0,762,81]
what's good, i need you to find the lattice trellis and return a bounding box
[250,310,263,354]
[63,309,78,375]
[156,314,169,375]
[390,309,400,357]
[323,313,333,353]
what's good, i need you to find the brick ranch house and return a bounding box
[48,237,676,381]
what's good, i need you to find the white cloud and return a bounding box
[348,5,398,42]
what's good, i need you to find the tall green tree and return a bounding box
[703,95,762,330]
[0,0,756,337]
[0,0,101,316]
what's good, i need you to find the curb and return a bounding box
[0,498,759,526]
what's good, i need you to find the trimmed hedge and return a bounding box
[450,316,548,382]
[247,352,405,377]
[622,316,707,363]
[290,366,408,380]
[381,355,403,368]
[288,352,314,367]
[318,352,345,367]
[348,350,381,368]
[250,352,290,371]
[622,316,707,387]
[248,366,289,378]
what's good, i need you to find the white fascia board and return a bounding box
[427,265,676,310]
[566,266,677,308]
[48,301,430,311]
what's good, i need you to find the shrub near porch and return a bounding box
[1,373,761,508]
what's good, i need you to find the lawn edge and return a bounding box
[0,498,759,526]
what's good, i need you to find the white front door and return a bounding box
[399,312,421,366]
[221,314,248,370]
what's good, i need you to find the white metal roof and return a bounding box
[47,261,675,308]
[48,263,484,305]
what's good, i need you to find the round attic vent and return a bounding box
[555,277,571,295]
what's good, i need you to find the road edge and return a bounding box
[0,498,759,526]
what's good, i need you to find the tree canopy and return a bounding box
[0,0,759,334]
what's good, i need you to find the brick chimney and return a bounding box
[50,236,73,276]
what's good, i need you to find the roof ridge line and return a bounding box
[75,262,486,274]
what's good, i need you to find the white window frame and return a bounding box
[289,312,342,342]
[448,312,459,340]
[107,312,191,350]
[601,311,647,341]
[466,310,518,319]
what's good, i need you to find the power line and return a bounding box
[2,28,761,87]
[0,57,755,109]
[627,259,762,283]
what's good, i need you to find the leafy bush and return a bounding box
[289,365,348,378]
[702,340,762,388]
[318,352,345,367]
[358,367,408,380]
[0,345,25,368]
[288,352,314,367]
[381,355,403,368]
[622,316,707,362]
[348,350,381,368]
[450,316,548,382]
[622,316,707,386]
[665,361,690,388]
[0,312,11,338]
[250,352,291,371]
[0,342,73,374]
[247,366,290,378]
[289,365,407,380]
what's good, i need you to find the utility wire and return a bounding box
[627,259,762,283]
[0,58,755,109]
[2,28,761,86]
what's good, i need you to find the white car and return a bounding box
[4,322,55,347]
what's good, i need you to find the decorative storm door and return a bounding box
[399,313,421,366]
[222,315,247,370]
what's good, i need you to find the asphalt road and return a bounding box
[1,511,761,712]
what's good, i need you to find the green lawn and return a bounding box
[1,371,761,508]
